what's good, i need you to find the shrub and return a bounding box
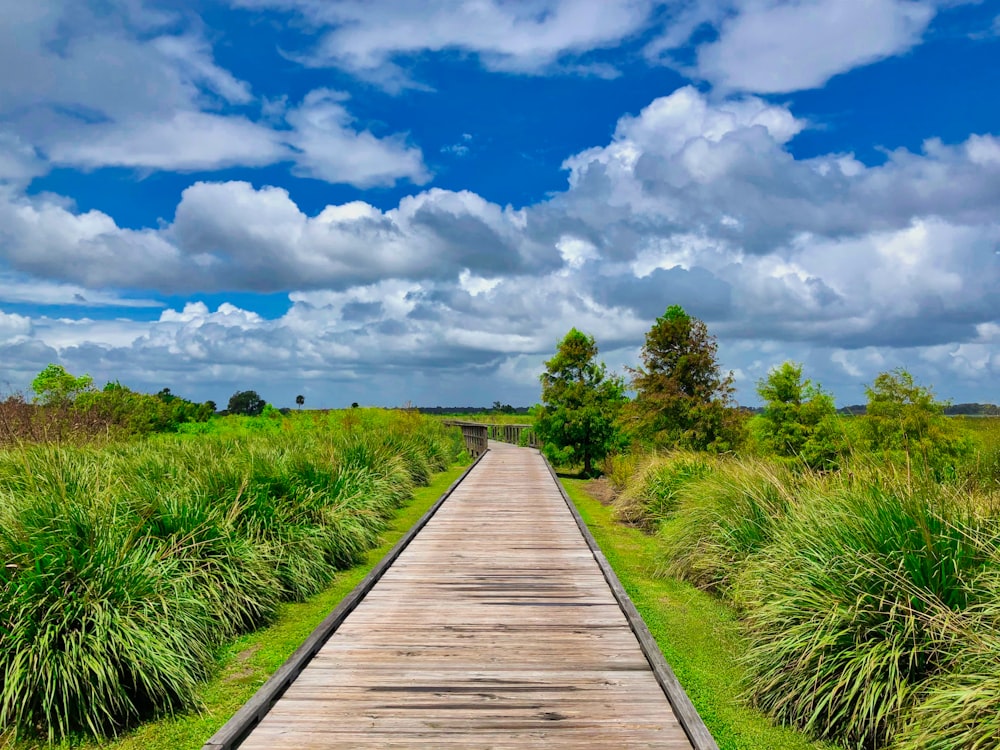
[862,369,973,481]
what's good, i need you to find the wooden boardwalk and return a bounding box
[212,442,712,749]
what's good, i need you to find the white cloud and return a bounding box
[1,84,998,406]
[0,1,428,185]
[691,0,935,93]
[0,274,163,308]
[0,310,32,342]
[0,132,45,187]
[231,0,654,88]
[48,112,289,172]
[286,90,429,186]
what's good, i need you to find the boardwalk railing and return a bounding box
[443,420,536,456]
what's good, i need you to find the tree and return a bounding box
[755,361,842,468]
[625,305,741,451]
[296,394,305,409]
[534,328,626,476]
[862,368,971,477]
[30,364,94,406]
[228,390,266,417]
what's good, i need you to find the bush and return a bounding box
[862,369,973,481]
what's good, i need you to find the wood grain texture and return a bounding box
[235,442,698,748]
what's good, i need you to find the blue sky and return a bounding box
[0,0,998,409]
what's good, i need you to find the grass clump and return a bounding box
[736,478,1000,748]
[661,458,797,593]
[611,450,713,529]
[0,410,463,743]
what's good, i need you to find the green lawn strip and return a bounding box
[12,463,468,750]
[560,478,836,750]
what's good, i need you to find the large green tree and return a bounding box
[626,305,740,451]
[755,361,842,468]
[535,328,625,475]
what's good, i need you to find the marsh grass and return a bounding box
[612,450,713,528]
[736,478,1000,748]
[660,458,799,593]
[604,424,1000,749]
[0,411,462,742]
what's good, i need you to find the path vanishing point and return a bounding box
[204,441,717,749]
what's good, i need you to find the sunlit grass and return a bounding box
[0,411,464,744]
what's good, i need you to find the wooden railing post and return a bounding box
[443,420,536,452]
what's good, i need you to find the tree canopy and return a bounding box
[30,364,94,406]
[228,390,266,417]
[626,305,740,451]
[534,328,625,475]
[862,368,971,477]
[755,361,842,469]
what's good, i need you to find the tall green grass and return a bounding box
[736,478,999,747]
[611,450,713,529]
[607,441,1000,749]
[660,458,797,593]
[0,410,462,742]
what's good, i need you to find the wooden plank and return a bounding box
[215,442,709,749]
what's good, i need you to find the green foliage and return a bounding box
[227,390,265,417]
[862,368,973,479]
[0,410,462,741]
[534,328,626,475]
[30,364,94,405]
[611,451,713,529]
[736,478,999,748]
[626,305,742,452]
[75,381,214,435]
[754,362,843,469]
[661,458,797,593]
[604,424,1000,750]
[563,479,830,750]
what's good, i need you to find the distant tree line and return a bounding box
[0,364,218,443]
[416,405,533,416]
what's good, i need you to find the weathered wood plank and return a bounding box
[211,442,711,749]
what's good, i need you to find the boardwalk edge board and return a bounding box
[542,456,721,750]
[201,450,489,750]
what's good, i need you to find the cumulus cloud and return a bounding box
[285,90,429,186]
[0,274,163,308]
[0,133,45,187]
[1,83,997,406]
[48,112,289,172]
[229,0,963,95]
